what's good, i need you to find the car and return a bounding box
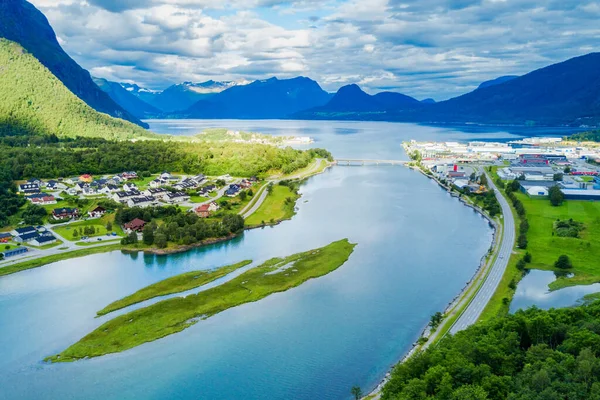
[97,238,102,241]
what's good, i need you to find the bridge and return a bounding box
[334,159,408,166]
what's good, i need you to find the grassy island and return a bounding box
[97,260,253,316]
[48,239,357,362]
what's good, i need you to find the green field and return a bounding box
[48,239,356,362]
[97,260,252,316]
[515,193,600,290]
[189,195,209,203]
[53,215,124,241]
[245,185,299,226]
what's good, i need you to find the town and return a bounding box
[0,170,260,262]
[405,137,600,201]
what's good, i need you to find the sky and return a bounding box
[30,0,600,100]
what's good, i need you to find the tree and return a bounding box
[479,173,488,186]
[351,386,362,400]
[470,172,477,182]
[564,165,572,174]
[106,221,112,231]
[247,188,254,197]
[239,191,247,201]
[554,255,573,269]
[430,312,444,329]
[549,185,565,207]
[524,252,532,263]
[516,259,527,271]
[142,225,154,245]
[154,233,167,248]
[518,234,528,249]
[553,173,564,181]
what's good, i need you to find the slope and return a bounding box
[182,77,332,119]
[0,0,148,128]
[0,39,155,140]
[94,78,160,119]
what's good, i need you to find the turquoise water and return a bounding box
[0,121,506,400]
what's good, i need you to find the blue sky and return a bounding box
[30,0,600,100]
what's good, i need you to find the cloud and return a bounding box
[29,0,600,99]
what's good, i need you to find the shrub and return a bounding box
[554,255,573,269]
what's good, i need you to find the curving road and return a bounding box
[449,171,516,334]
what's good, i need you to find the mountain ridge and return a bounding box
[0,0,148,128]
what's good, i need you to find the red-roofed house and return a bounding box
[123,218,146,233]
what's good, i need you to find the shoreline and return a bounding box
[364,164,500,399]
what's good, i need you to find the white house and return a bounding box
[127,196,156,208]
[123,183,138,191]
[162,191,190,203]
[144,188,167,197]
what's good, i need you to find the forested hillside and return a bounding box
[0,0,147,128]
[0,136,329,179]
[0,40,155,140]
[382,303,600,400]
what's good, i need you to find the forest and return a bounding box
[382,303,600,400]
[0,135,331,179]
[568,131,600,142]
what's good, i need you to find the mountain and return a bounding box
[402,53,600,126]
[124,80,248,113]
[0,39,155,140]
[94,78,160,119]
[182,77,332,119]
[295,84,420,118]
[421,98,436,104]
[0,0,147,128]
[477,75,519,89]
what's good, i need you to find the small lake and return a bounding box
[510,269,600,312]
[0,120,579,400]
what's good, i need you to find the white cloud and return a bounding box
[29,0,600,99]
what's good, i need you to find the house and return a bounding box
[15,231,40,243]
[79,174,93,183]
[64,177,78,185]
[174,178,199,191]
[191,174,206,184]
[45,180,66,191]
[198,185,216,196]
[160,172,177,181]
[32,234,57,247]
[123,218,146,233]
[195,204,211,218]
[52,207,79,220]
[0,232,12,242]
[162,191,190,203]
[240,179,253,189]
[19,183,40,194]
[88,206,107,218]
[112,190,142,203]
[26,193,57,205]
[2,247,28,258]
[208,201,219,212]
[144,188,167,197]
[11,226,36,236]
[127,196,156,208]
[111,175,124,185]
[225,184,241,197]
[149,178,168,188]
[123,183,138,191]
[121,171,138,180]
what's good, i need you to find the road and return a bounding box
[449,170,516,334]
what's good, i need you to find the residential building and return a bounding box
[112,190,142,203]
[27,178,42,186]
[121,171,138,180]
[26,193,57,205]
[149,178,168,188]
[198,185,216,196]
[127,196,156,208]
[123,183,138,191]
[123,218,146,233]
[144,188,167,197]
[11,226,36,236]
[79,174,94,183]
[52,207,79,220]
[15,231,40,243]
[88,206,107,218]
[225,184,241,197]
[32,234,57,247]
[162,191,190,203]
[195,204,211,218]
[19,183,40,194]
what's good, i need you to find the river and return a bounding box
[0,120,540,400]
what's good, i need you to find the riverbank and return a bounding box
[47,239,357,362]
[364,165,502,400]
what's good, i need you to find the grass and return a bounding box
[47,239,357,362]
[75,239,121,246]
[245,185,299,226]
[97,260,253,316]
[515,193,600,290]
[580,292,600,305]
[28,239,64,250]
[0,244,124,277]
[52,215,124,241]
[189,195,209,203]
[1,243,20,252]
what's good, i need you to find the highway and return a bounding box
[449,170,516,334]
